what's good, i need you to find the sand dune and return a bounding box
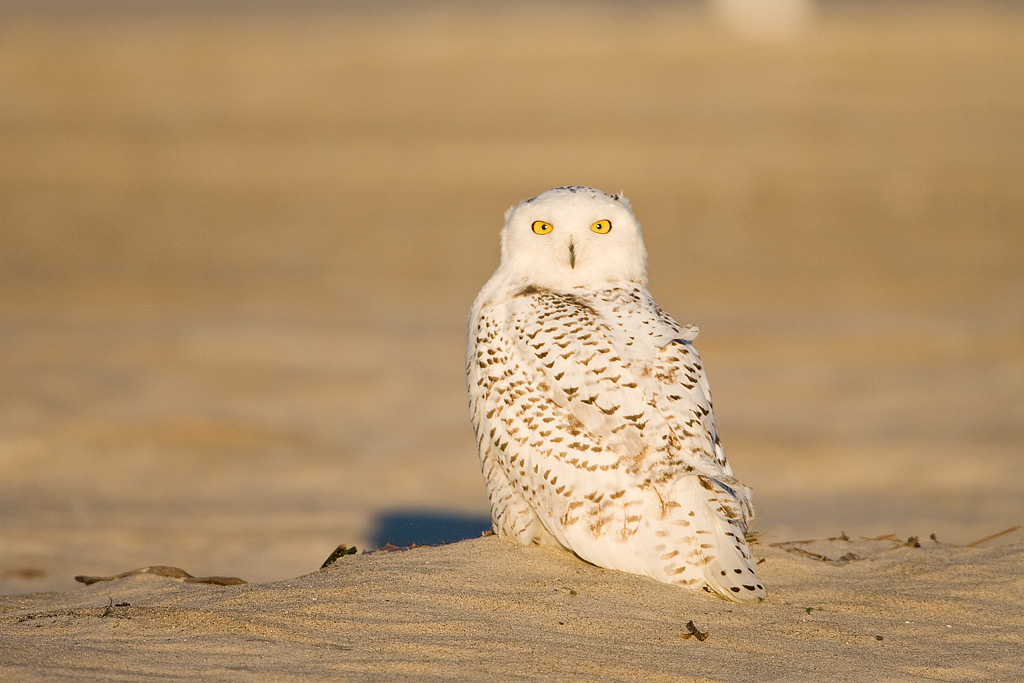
[3,536,1022,681]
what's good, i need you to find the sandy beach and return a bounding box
[1,536,1022,681]
[1,2,1022,679]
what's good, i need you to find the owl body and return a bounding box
[467,187,764,602]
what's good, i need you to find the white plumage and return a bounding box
[467,186,764,602]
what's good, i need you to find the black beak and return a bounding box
[568,239,576,269]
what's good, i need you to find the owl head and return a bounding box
[499,186,648,291]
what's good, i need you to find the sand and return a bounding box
[2,537,1023,681]
[1,2,1022,680]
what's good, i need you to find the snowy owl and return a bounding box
[467,186,764,602]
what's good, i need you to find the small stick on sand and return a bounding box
[965,525,1022,548]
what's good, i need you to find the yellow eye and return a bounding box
[532,220,553,235]
[591,219,612,234]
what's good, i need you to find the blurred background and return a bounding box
[1,0,1022,594]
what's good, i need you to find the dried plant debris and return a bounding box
[18,600,134,626]
[679,620,709,641]
[965,525,1021,547]
[100,598,132,618]
[769,526,1022,563]
[777,546,830,562]
[770,531,930,563]
[320,545,359,568]
[75,566,246,586]
[770,532,901,561]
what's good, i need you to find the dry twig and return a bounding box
[966,525,1022,547]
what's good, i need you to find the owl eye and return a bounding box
[532,221,553,235]
[591,219,612,234]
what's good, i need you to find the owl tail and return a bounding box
[651,474,766,603]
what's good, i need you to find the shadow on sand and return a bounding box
[371,510,492,549]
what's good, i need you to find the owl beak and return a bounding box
[568,239,577,269]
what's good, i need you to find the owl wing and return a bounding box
[506,288,727,483]
[498,288,762,601]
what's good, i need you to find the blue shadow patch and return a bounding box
[371,510,492,549]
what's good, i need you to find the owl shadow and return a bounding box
[370,510,492,549]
